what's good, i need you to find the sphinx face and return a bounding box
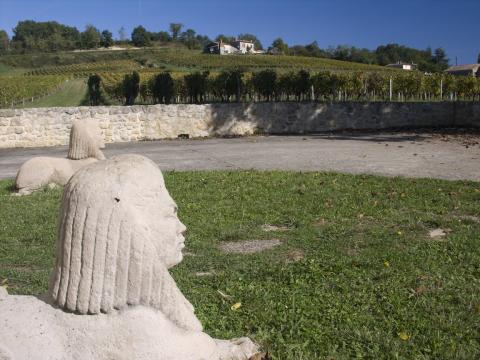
[131,174,187,269]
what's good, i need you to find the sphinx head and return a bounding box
[68,119,106,160]
[49,155,198,329]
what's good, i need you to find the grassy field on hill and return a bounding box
[0,48,389,74]
[20,78,87,108]
[1,171,479,359]
[0,48,398,108]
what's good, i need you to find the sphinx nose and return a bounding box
[178,222,187,235]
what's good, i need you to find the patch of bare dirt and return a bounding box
[219,239,282,254]
[312,218,328,228]
[285,249,305,263]
[261,224,291,232]
[344,246,361,257]
[456,215,480,223]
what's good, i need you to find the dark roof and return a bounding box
[445,64,480,72]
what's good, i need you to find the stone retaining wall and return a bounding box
[0,102,479,148]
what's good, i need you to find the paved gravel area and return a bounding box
[1,132,479,181]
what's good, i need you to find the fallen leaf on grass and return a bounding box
[398,332,410,341]
[410,285,428,297]
[217,290,232,299]
[384,261,390,268]
[429,228,446,238]
[231,302,242,311]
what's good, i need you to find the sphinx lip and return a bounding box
[178,238,185,249]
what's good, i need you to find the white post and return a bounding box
[440,79,443,101]
[389,78,393,101]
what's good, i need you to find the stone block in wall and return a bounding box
[0,110,15,117]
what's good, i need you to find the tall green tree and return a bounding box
[87,74,103,106]
[184,71,209,103]
[0,30,9,51]
[81,25,101,49]
[214,69,245,102]
[151,72,175,104]
[215,34,235,44]
[169,23,183,41]
[122,71,140,105]
[12,20,80,51]
[131,26,151,47]
[271,38,288,54]
[252,69,277,101]
[433,48,449,71]
[100,30,113,48]
[151,31,171,42]
[293,70,311,100]
[179,29,200,49]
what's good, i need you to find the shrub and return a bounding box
[184,71,209,103]
[293,70,311,101]
[87,74,103,106]
[151,72,175,104]
[252,69,277,101]
[122,71,140,105]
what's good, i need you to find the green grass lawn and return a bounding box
[21,78,87,108]
[1,171,479,359]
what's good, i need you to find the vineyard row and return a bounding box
[0,75,70,108]
[96,70,480,105]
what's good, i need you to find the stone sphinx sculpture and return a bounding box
[14,118,105,195]
[0,154,260,360]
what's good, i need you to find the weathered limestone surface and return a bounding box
[0,154,260,360]
[0,102,479,148]
[14,119,105,195]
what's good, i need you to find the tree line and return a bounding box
[1,20,473,73]
[0,21,213,53]
[88,69,480,106]
[270,39,452,73]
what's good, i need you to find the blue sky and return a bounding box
[0,0,478,64]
